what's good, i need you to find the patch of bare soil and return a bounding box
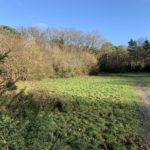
[136,80,150,149]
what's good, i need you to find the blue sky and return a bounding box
[0,0,150,45]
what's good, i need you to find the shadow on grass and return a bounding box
[97,73,150,88]
[0,89,147,150]
[98,73,150,78]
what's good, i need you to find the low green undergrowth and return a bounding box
[1,75,148,149]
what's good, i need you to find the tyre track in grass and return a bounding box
[136,80,150,149]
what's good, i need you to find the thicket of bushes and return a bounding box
[0,26,101,80]
[0,25,150,81]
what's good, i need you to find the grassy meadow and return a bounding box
[141,75,150,93]
[7,73,147,149]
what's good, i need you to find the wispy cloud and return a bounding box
[32,23,48,29]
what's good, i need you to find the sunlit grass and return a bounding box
[19,76,138,102]
[16,74,145,149]
[142,76,150,93]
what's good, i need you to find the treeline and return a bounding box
[0,25,103,80]
[0,25,150,80]
[98,39,150,72]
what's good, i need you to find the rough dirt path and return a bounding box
[136,80,150,148]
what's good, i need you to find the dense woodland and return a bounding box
[0,25,150,81]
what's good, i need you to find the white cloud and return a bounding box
[32,23,48,28]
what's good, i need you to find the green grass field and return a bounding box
[15,74,150,149]
[141,75,150,93]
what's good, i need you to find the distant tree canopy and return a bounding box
[128,39,150,71]
[97,43,129,72]
[0,25,149,80]
[98,39,150,72]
